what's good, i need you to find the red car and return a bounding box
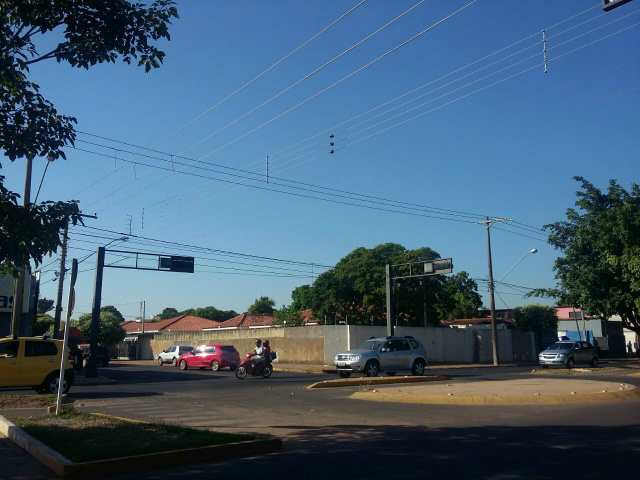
[177,344,240,371]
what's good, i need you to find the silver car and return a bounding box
[334,336,428,378]
[158,345,193,366]
[538,341,598,369]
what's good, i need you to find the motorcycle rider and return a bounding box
[250,339,264,374]
[263,340,271,363]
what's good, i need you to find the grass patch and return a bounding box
[0,394,58,409]
[8,409,253,463]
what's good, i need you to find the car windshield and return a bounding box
[220,346,237,352]
[355,340,384,350]
[548,343,573,351]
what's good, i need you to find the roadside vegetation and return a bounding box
[8,409,253,463]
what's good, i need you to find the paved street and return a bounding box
[51,362,640,479]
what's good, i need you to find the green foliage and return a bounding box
[100,305,124,323]
[247,296,276,315]
[32,313,54,336]
[514,304,558,333]
[297,243,480,326]
[190,306,238,322]
[156,307,179,320]
[273,305,303,327]
[436,272,483,321]
[37,297,54,314]
[76,312,125,346]
[544,177,640,334]
[0,1,178,275]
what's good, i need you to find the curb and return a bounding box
[308,375,450,389]
[0,413,281,479]
[349,386,640,406]
[273,367,326,375]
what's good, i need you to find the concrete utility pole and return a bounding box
[386,264,394,337]
[86,247,105,378]
[477,217,511,366]
[11,155,33,337]
[53,223,69,339]
[141,300,146,334]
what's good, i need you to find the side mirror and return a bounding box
[574,345,580,350]
[191,351,196,355]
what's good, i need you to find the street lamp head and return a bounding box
[530,248,538,254]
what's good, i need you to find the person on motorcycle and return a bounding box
[250,339,264,374]
[263,340,271,362]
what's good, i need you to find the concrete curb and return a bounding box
[308,375,450,389]
[349,386,640,406]
[0,413,281,479]
[273,367,326,374]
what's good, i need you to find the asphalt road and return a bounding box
[61,363,640,480]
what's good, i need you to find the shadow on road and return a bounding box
[69,390,163,401]
[96,368,227,384]
[106,423,640,480]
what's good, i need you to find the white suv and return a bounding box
[158,345,193,366]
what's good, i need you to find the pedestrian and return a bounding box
[628,341,633,357]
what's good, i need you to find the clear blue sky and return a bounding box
[5,0,640,321]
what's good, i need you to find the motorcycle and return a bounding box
[235,352,273,379]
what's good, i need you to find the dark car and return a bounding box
[79,345,111,368]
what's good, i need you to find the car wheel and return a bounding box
[42,373,69,395]
[566,358,575,369]
[157,357,164,366]
[363,361,379,377]
[590,357,599,368]
[262,365,272,378]
[235,366,248,379]
[179,359,188,370]
[211,360,220,371]
[338,371,351,379]
[172,357,178,366]
[412,359,426,376]
[386,372,396,376]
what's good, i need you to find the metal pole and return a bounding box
[56,259,77,414]
[142,300,145,334]
[581,309,588,343]
[485,217,500,366]
[53,223,69,339]
[86,247,105,378]
[11,155,33,337]
[386,263,394,337]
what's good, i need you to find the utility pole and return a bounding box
[11,154,33,337]
[477,217,511,366]
[386,264,394,337]
[87,247,105,378]
[141,300,146,334]
[53,223,69,339]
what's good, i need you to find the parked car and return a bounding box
[177,344,240,371]
[334,336,428,378]
[0,336,76,394]
[79,344,111,368]
[158,345,194,366]
[538,340,598,369]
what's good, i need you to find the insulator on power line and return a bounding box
[330,142,335,146]
[330,150,335,154]
[329,134,334,139]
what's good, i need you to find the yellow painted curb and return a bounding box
[350,386,640,405]
[0,412,281,479]
[308,375,450,389]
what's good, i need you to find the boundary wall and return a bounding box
[134,325,535,365]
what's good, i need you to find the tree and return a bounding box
[514,304,558,351]
[0,1,178,275]
[436,272,483,321]
[37,297,54,315]
[192,306,238,322]
[76,312,125,346]
[273,305,303,327]
[156,307,179,320]
[291,285,313,311]
[32,313,54,336]
[543,177,640,335]
[100,305,124,323]
[247,296,276,315]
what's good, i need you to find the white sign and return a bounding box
[0,273,32,313]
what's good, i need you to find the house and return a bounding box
[443,317,514,329]
[554,307,626,357]
[203,313,275,330]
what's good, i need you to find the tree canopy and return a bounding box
[0,1,178,275]
[294,243,480,326]
[37,297,54,315]
[100,305,125,323]
[154,305,238,322]
[77,311,125,346]
[156,307,179,320]
[543,177,640,334]
[32,313,54,336]
[247,296,276,315]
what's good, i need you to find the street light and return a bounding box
[498,248,538,284]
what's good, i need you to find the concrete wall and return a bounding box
[137,325,535,364]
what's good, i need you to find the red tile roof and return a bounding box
[120,315,221,333]
[444,317,515,326]
[205,313,275,329]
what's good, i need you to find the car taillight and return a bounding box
[68,354,75,364]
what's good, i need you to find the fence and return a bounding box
[127,325,536,365]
